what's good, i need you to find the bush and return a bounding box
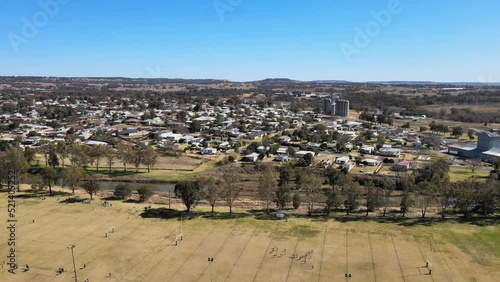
[292,192,301,209]
[383,158,395,164]
[137,185,155,202]
[114,184,132,200]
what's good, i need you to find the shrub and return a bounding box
[114,184,132,200]
[137,185,155,202]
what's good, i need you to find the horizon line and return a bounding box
[0,75,499,85]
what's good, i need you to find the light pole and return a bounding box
[345,229,351,282]
[208,257,214,282]
[67,244,78,282]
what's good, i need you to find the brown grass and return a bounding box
[0,186,498,282]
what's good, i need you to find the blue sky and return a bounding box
[1,0,499,82]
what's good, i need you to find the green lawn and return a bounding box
[449,167,490,182]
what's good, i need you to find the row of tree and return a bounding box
[13,141,159,173]
[173,166,241,213]
[171,160,499,218]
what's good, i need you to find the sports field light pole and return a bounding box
[208,257,214,282]
[345,229,351,281]
[67,244,78,282]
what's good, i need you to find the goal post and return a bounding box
[174,216,183,244]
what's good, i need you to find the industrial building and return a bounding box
[334,99,350,117]
[323,95,350,117]
[448,131,500,161]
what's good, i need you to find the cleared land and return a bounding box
[0,189,498,282]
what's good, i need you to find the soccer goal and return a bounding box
[426,238,434,275]
[174,216,183,245]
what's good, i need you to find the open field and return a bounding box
[1,188,499,282]
[392,118,500,132]
[41,153,224,182]
[422,104,500,115]
[449,167,491,182]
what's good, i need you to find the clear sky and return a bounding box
[1,0,499,82]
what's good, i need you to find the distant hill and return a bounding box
[311,80,351,84]
[249,78,300,84]
[0,76,498,86]
[0,76,230,85]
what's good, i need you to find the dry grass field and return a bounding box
[0,188,498,282]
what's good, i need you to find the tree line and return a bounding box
[0,142,159,199]
[172,159,499,218]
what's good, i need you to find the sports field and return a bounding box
[0,190,498,282]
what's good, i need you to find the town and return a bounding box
[0,80,498,281]
[1,0,499,281]
[0,77,500,279]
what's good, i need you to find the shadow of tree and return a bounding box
[140,206,499,227]
[12,190,73,198]
[333,215,499,227]
[140,208,255,220]
[59,197,88,204]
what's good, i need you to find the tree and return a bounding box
[294,168,304,189]
[324,186,342,215]
[376,113,387,124]
[415,181,434,218]
[61,166,86,194]
[114,183,132,200]
[278,165,293,186]
[38,141,53,166]
[258,164,278,213]
[41,167,58,196]
[466,158,482,173]
[298,153,314,167]
[137,185,154,202]
[48,151,59,168]
[175,181,201,212]
[56,141,68,168]
[365,185,382,216]
[142,146,159,172]
[451,126,464,138]
[130,145,144,172]
[104,147,116,172]
[376,132,386,145]
[1,146,30,191]
[400,188,412,217]
[381,179,395,217]
[89,145,107,171]
[326,168,346,186]
[492,158,500,172]
[275,184,291,210]
[292,191,301,210]
[189,120,201,133]
[467,129,475,140]
[24,147,36,165]
[417,158,449,183]
[82,177,100,200]
[199,176,222,213]
[343,180,361,215]
[68,144,92,169]
[477,179,500,216]
[117,143,133,171]
[176,110,187,122]
[455,178,479,217]
[221,166,241,213]
[302,173,323,215]
[436,179,454,218]
[366,130,377,141]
